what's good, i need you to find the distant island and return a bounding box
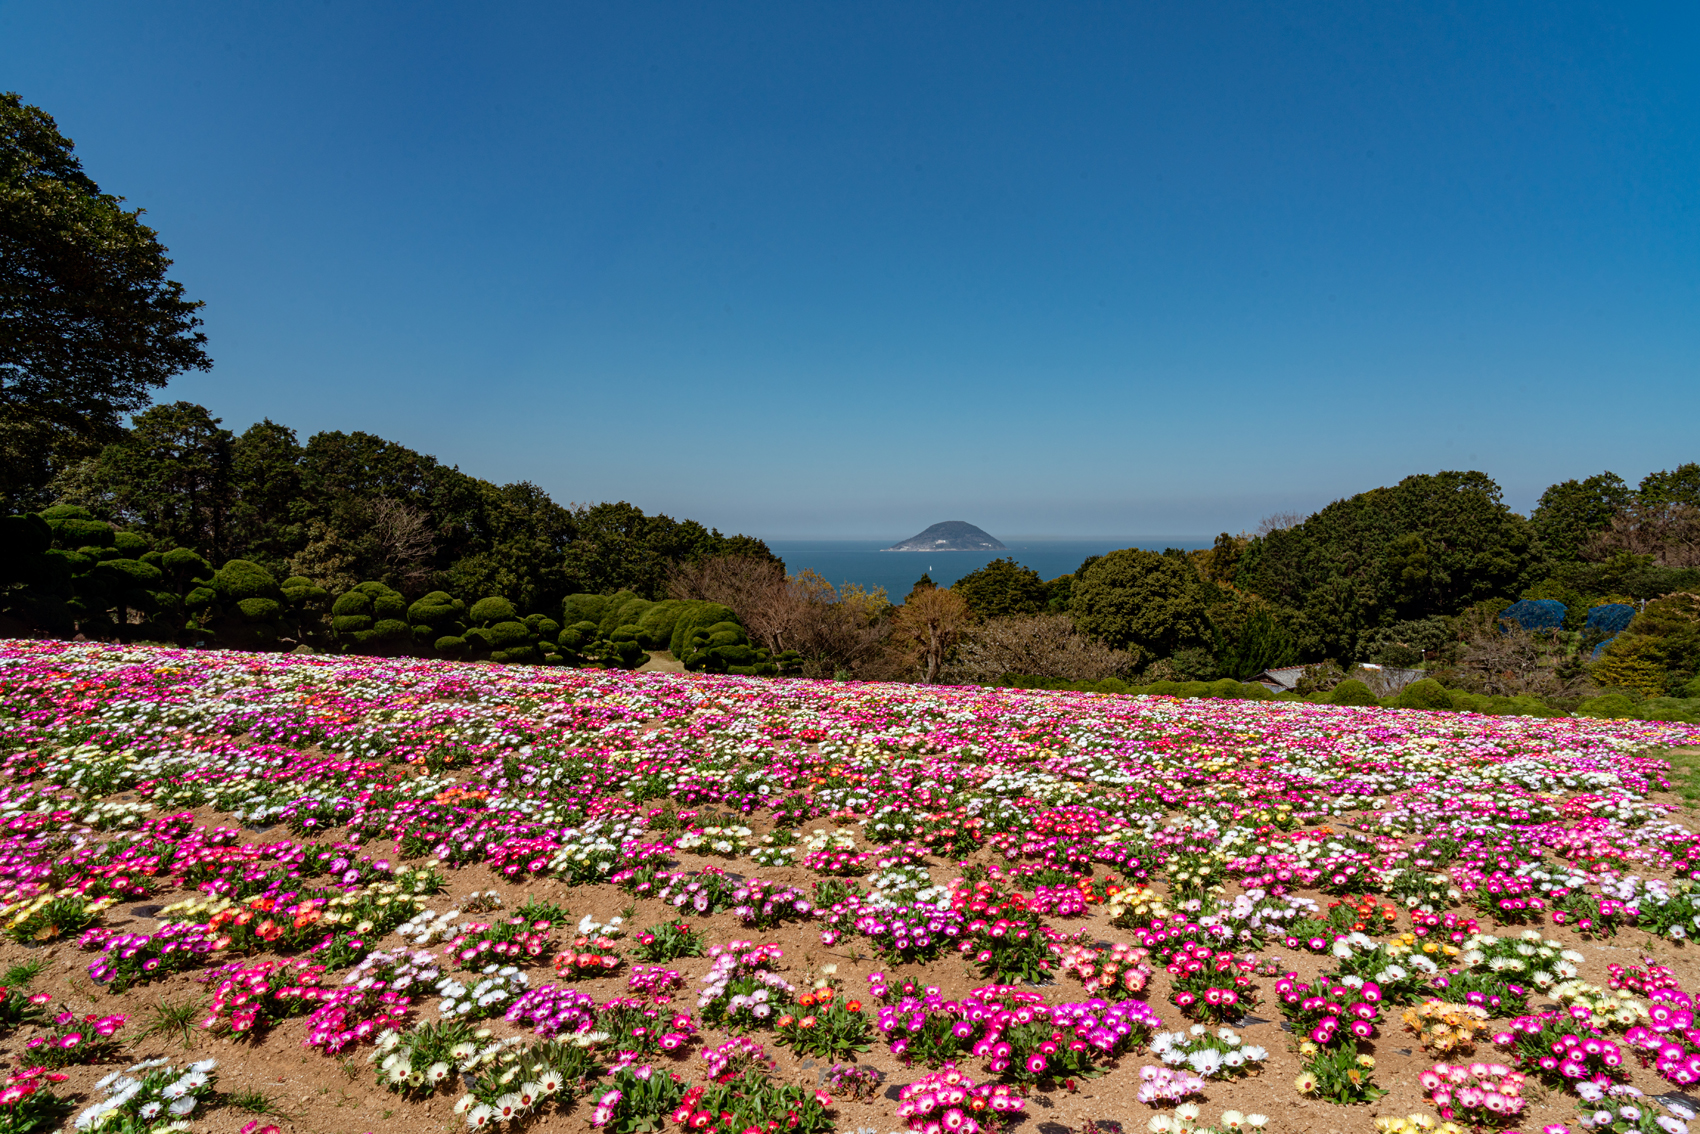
[883,521,1007,551]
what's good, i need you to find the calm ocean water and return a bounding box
[764,538,1213,599]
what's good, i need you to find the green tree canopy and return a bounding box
[1235,470,1537,661]
[1,93,210,509]
[951,557,1049,619]
[1639,463,1700,509]
[1529,471,1633,563]
[1068,547,1211,659]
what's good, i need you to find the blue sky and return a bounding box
[4,2,1696,539]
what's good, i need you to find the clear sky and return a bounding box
[4,2,1696,540]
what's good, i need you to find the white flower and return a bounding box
[168,1097,198,1116]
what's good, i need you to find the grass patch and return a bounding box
[1664,747,1700,804]
[226,1088,291,1118]
[1,957,47,988]
[137,997,207,1049]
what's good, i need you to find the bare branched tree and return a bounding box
[369,496,437,592]
[1256,511,1308,536]
[1456,623,1591,699]
[947,613,1136,683]
[669,556,891,677]
[1585,502,1700,568]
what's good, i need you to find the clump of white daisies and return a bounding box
[1149,1025,1269,1080]
[74,1058,218,1130]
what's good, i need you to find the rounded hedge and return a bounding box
[237,597,282,622]
[161,547,212,577]
[470,596,518,625]
[50,518,114,548]
[1328,679,1379,706]
[372,618,410,640]
[562,593,609,628]
[95,558,164,589]
[373,593,407,620]
[331,614,373,634]
[214,560,281,602]
[488,621,532,650]
[112,531,150,557]
[1394,677,1453,711]
[332,591,373,617]
[435,635,469,656]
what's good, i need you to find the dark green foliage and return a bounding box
[468,596,517,625]
[1393,678,1454,710]
[680,619,780,675]
[1,93,211,511]
[1214,606,1299,678]
[1529,472,1632,563]
[634,599,689,649]
[951,558,1049,619]
[332,581,411,655]
[596,591,649,637]
[1639,463,1700,509]
[214,560,281,603]
[435,635,468,656]
[1327,679,1379,706]
[562,593,608,627]
[1069,547,1210,659]
[668,601,741,657]
[1236,471,1538,661]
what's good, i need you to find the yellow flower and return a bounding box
[1356,1053,1376,1068]
[1294,1072,1319,1093]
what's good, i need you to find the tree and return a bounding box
[890,586,974,683]
[1,93,210,507]
[950,558,1049,619]
[1068,547,1210,660]
[949,613,1135,682]
[670,556,889,678]
[1584,501,1700,568]
[1529,472,1633,563]
[1639,464,1700,510]
[74,401,235,557]
[1235,471,1538,660]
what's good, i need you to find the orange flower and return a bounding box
[799,1016,818,1029]
[777,1015,796,1028]
[816,987,835,1003]
[844,1000,862,1013]
[797,994,816,1008]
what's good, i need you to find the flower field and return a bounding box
[3,642,1700,1134]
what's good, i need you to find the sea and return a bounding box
[764,538,1214,600]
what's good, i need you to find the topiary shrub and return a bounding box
[332,591,372,617]
[562,593,608,628]
[409,591,467,648]
[1497,599,1566,633]
[595,592,649,637]
[1393,677,1453,711]
[111,531,149,557]
[214,560,281,602]
[1208,678,1244,699]
[487,621,532,650]
[435,635,468,656]
[1328,679,1378,706]
[469,596,518,625]
[42,508,113,549]
[236,597,282,622]
[635,600,688,650]
[669,602,741,657]
[1576,693,1638,719]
